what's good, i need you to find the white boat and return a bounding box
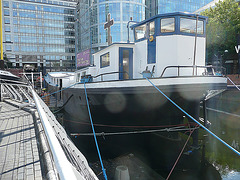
[0,69,20,82]
[46,12,227,146]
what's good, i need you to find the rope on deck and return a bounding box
[145,77,240,156]
[84,82,108,180]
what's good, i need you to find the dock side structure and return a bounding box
[0,79,98,180]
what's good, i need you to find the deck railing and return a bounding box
[160,65,226,78]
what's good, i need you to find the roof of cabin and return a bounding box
[130,12,207,29]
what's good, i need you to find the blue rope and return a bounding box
[145,77,240,156]
[84,82,108,180]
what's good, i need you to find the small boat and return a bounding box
[46,12,227,146]
[0,69,20,83]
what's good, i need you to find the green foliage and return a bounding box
[201,0,240,64]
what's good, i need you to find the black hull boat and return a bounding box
[46,12,228,163]
[61,76,226,135]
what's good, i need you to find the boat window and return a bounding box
[77,73,81,82]
[82,71,86,77]
[180,18,204,34]
[149,21,155,36]
[135,24,146,40]
[100,52,110,68]
[161,18,175,33]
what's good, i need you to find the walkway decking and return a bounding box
[0,102,42,180]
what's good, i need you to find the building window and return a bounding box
[4,9,10,16]
[5,34,11,42]
[100,52,110,68]
[3,1,9,8]
[5,26,10,32]
[4,17,10,24]
[6,45,12,51]
[135,24,146,40]
[161,18,175,33]
[180,18,204,35]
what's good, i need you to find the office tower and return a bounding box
[2,0,77,73]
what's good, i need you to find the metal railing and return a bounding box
[93,71,130,81]
[0,80,98,180]
[160,65,226,78]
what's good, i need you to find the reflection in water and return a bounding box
[55,89,240,179]
[204,89,240,180]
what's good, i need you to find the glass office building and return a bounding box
[75,0,146,57]
[2,0,77,73]
[146,0,213,18]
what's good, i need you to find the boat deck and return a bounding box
[0,102,42,180]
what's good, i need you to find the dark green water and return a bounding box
[203,89,240,180]
[56,89,240,179]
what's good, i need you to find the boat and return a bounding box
[45,12,227,147]
[0,69,20,82]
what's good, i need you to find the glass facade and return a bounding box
[75,0,146,56]
[146,0,213,18]
[2,0,77,73]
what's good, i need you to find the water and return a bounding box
[55,89,240,180]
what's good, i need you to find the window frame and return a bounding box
[180,17,204,35]
[160,17,175,33]
[100,52,110,68]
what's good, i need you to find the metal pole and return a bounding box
[0,0,4,69]
[193,15,199,75]
[40,72,42,90]
[31,72,34,87]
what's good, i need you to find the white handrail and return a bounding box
[30,87,84,180]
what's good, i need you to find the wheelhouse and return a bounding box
[75,12,209,83]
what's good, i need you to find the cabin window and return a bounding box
[100,52,110,68]
[161,18,175,33]
[180,18,204,34]
[77,73,81,82]
[149,21,155,36]
[135,24,146,40]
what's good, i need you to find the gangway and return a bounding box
[0,79,98,180]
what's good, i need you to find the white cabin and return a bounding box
[74,12,208,84]
[45,72,74,88]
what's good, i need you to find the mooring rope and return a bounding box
[166,126,198,180]
[227,76,240,91]
[63,118,197,128]
[70,127,198,136]
[145,77,240,156]
[84,82,108,180]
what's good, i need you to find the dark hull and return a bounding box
[62,82,214,134]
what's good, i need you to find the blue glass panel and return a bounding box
[3,1,9,8]
[19,3,35,10]
[19,11,36,18]
[4,9,10,16]
[14,46,19,51]
[13,10,17,16]
[13,2,17,9]
[4,18,10,24]
[5,34,11,42]
[5,26,10,32]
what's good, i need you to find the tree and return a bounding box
[201,0,240,73]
